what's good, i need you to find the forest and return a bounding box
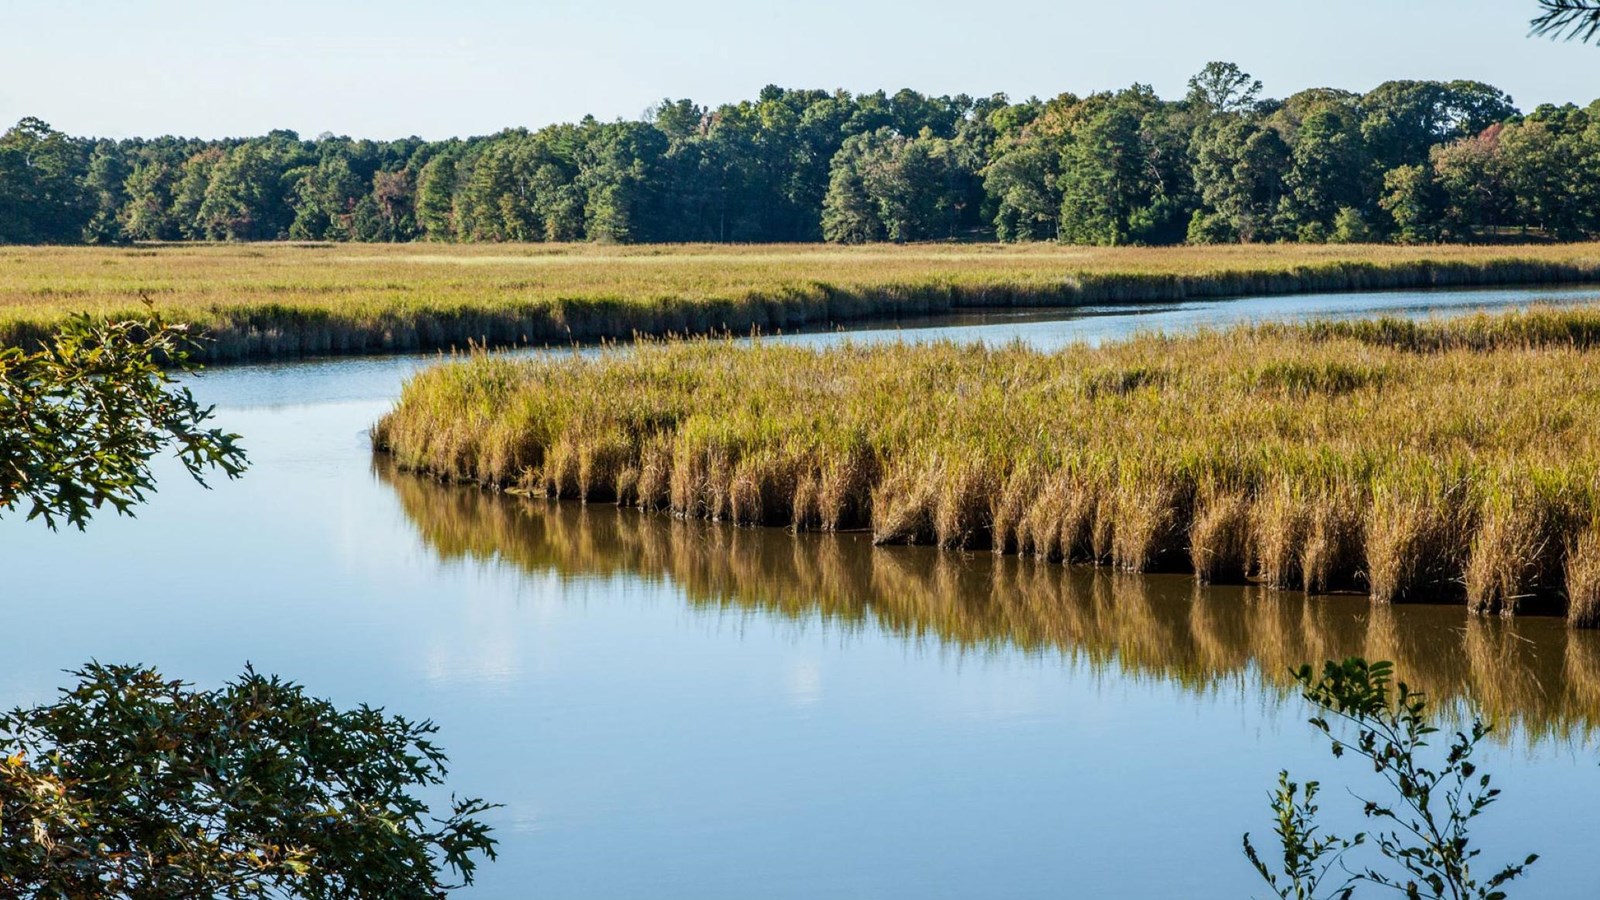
[3,63,1599,247]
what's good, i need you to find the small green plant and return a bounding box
[0,663,499,899]
[1245,658,1538,900]
[1244,771,1362,900]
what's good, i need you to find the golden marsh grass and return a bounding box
[379,467,1600,740]
[376,306,1600,625]
[5,241,1600,360]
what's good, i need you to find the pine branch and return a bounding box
[1532,0,1600,44]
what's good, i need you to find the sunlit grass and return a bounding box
[4,241,1600,360]
[376,305,1600,625]
[379,468,1600,742]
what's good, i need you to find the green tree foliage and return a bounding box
[0,118,91,243]
[120,159,181,240]
[415,152,459,240]
[1330,206,1373,243]
[1360,81,1517,175]
[983,86,1191,246]
[1186,61,1264,115]
[361,168,417,241]
[983,93,1073,242]
[822,128,970,243]
[1380,164,1443,243]
[1245,658,1537,900]
[198,142,294,240]
[0,309,247,530]
[81,140,129,244]
[288,152,365,240]
[455,137,538,242]
[820,134,882,243]
[0,662,499,898]
[985,138,1060,241]
[171,147,221,239]
[1498,105,1600,239]
[1058,89,1158,245]
[1281,100,1370,240]
[579,121,670,243]
[1431,126,1509,237]
[1189,116,1291,243]
[5,69,1600,247]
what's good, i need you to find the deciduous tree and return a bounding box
[0,309,246,530]
[1,662,499,898]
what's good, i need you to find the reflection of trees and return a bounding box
[380,463,1600,740]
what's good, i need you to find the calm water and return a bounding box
[6,286,1600,898]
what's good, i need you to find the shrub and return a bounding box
[0,663,499,899]
[1245,658,1537,900]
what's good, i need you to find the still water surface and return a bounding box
[6,286,1600,898]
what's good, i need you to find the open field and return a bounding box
[375,306,1600,625]
[5,242,1600,360]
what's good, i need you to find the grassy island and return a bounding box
[376,305,1600,625]
[4,242,1600,360]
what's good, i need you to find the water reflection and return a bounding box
[381,463,1600,741]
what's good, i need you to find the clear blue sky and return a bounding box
[3,0,1594,140]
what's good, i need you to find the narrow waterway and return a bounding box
[6,285,1600,899]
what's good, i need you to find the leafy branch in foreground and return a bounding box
[1532,0,1600,43]
[0,306,247,529]
[1246,658,1537,900]
[0,662,500,898]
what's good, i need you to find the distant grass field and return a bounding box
[375,306,1600,625]
[5,242,1600,360]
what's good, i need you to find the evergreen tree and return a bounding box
[415,153,459,241]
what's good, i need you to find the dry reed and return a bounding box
[376,305,1600,625]
[5,241,1600,361]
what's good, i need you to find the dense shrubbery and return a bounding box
[6,65,1600,247]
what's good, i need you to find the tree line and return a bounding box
[4,63,1600,247]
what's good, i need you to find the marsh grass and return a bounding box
[376,306,1600,625]
[377,466,1600,740]
[5,242,1600,361]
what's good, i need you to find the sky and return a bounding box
[3,0,1595,140]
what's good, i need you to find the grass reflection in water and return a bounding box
[380,462,1600,744]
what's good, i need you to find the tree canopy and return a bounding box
[4,66,1600,247]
